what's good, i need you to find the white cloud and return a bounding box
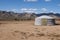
[20,8,37,11]
[40,8,56,13]
[41,8,48,13]
[21,8,27,11]
[11,9,18,12]
[44,0,51,2]
[24,0,38,2]
[20,8,37,13]
[24,10,34,13]
[11,9,17,11]
[6,9,17,12]
[28,8,37,11]
[50,10,56,13]
[50,10,54,12]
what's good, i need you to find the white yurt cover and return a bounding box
[35,15,54,25]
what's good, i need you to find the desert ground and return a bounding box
[0,21,60,40]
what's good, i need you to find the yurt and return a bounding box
[35,15,55,26]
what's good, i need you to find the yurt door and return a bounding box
[41,18,47,25]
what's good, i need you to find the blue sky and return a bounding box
[0,0,60,13]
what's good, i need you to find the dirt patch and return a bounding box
[0,21,60,40]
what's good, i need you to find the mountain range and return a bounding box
[0,11,60,21]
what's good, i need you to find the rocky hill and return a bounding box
[0,11,60,21]
[0,11,36,21]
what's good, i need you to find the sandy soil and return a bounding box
[0,21,60,40]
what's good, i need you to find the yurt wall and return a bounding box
[47,19,55,25]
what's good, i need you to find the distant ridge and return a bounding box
[36,13,60,17]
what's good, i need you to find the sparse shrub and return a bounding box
[28,33,35,37]
[14,30,20,33]
[48,33,60,37]
[0,23,2,24]
[52,34,60,37]
[20,32,28,39]
[36,33,45,37]
[51,38,54,40]
[14,18,20,21]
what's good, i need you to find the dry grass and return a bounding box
[0,21,60,40]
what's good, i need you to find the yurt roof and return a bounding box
[36,15,54,19]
